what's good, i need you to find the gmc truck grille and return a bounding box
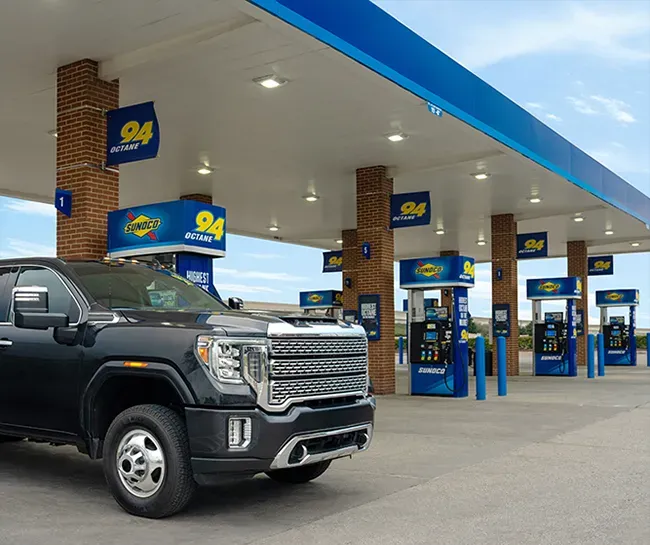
[267,336,368,408]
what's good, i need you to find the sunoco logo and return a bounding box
[418,367,445,374]
[124,211,161,240]
[308,294,324,304]
[415,261,443,279]
[605,292,623,302]
[538,281,560,294]
[541,355,562,361]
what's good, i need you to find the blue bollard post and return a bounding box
[647,333,650,367]
[475,336,486,401]
[587,334,595,379]
[398,336,404,365]
[497,336,507,397]
[597,333,605,377]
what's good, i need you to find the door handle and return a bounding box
[0,339,13,348]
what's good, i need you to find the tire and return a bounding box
[102,404,196,519]
[266,460,332,484]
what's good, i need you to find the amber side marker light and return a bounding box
[124,361,149,368]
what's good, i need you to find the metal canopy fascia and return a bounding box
[247,0,650,229]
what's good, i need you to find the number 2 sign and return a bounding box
[106,101,160,166]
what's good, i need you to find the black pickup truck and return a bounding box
[0,258,374,518]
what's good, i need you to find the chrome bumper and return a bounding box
[270,423,373,470]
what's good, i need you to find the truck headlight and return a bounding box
[196,336,268,385]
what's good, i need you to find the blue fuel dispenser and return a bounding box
[596,289,639,366]
[399,255,475,397]
[107,199,226,298]
[299,290,343,319]
[526,277,581,376]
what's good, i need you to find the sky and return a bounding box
[1,0,649,326]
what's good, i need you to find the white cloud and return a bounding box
[526,102,543,110]
[589,95,636,124]
[566,96,598,115]
[588,144,650,176]
[545,113,562,122]
[244,253,282,260]
[448,4,650,69]
[3,200,55,217]
[567,95,636,124]
[214,283,281,294]
[0,238,55,258]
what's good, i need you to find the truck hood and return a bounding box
[118,309,352,337]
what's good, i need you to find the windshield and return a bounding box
[69,261,229,312]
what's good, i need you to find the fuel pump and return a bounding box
[596,289,639,366]
[299,290,343,319]
[107,199,226,298]
[527,277,581,377]
[399,255,475,398]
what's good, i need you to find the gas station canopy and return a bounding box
[1,0,649,261]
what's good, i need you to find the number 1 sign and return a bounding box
[55,188,72,217]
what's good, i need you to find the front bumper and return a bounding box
[186,398,375,485]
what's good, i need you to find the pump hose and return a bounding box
[443,343,467,394]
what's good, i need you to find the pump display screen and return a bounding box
[611,330,621,336]
[425,331,438,341]
[610,316,625,325]
[545,312,563,323]
[426,307,448,321]
[546,330,556,338]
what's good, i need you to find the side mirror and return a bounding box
[12,286,70,330]
[228,297,244,310]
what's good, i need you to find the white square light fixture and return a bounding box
[254,75,288,89]
[386,132,408,142]
[197,165,215,175]
[471,172,491,181]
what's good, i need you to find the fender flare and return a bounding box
[81,360,196,440]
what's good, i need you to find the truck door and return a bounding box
[0,265,84,436]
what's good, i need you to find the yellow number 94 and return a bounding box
[400,201,427,217]
[594,260,610,270]
[525,239,545,251]
[195,211,225,241]
[120,121,154,145]
[329,256,343,267]
[463,260,475,278]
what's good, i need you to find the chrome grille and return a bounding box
[270,356,367,377]
[270,375,368,405]
[270,337,367,356]
[267,335,368,408]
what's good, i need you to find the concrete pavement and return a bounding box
[0,356,648,544]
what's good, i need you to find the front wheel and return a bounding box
[266,460,332,484]
[102,404,196,519]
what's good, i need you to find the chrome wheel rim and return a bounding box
[116,429,166,499]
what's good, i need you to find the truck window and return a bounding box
[0,267,11,322]
[16,266,81,324]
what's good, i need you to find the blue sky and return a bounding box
[1,0,649,326]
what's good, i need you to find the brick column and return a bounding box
[567,240,588,366]
[56,60,119,259]
[181,194,212,204]
[439,250,459,310]
[341,229,358,312]
[356,166,395,394]
[491,214,519,375]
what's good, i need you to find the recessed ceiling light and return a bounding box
[254,75,288,89]
[268,224,280,232]
[386,132,408,142]
[471,172,491,181]
[48,129,58,138]
[435,229,445,235]
[336,239,343,244]
[573,215,585,222]
[528,196,542,204]
[630,242,640,247]
[303,193,320,203]
[604,229,614,235]
[197,165,215,175]
[476,239,487,246]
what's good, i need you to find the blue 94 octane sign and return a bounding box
[106,101,160,166]
[390,192,431,228]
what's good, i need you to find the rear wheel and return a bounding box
[266,461,332,484]
[102,404,196,519]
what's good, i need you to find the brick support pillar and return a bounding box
[356,166,395,394]
[56,60,119,259]
[567,240,588,366]
[181,194,212,204]
[491,214,519,375]
[341,229,358,312]
[440,250,459,310]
